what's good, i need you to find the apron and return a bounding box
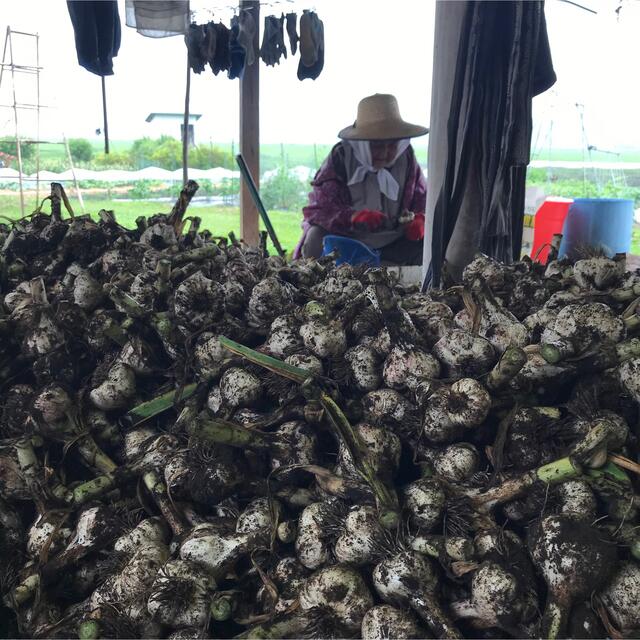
[343,143,409,249]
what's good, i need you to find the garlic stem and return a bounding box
[142,471,187,537]
[486,345,527,391]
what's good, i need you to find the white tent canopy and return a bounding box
[0,166,240,184]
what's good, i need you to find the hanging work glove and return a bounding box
[351,209,386,232]
[404,212,425,241]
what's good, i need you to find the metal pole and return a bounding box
[35,32,40,205]
[64,135,84,213]
[8,29,25,217]
[0,27,9,89]
[101,76,109,154]
[182,51,190,187]
[236,153,285,257]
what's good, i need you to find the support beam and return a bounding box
[239,0,260,246]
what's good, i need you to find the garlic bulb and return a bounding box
[89,363,136,410]
[219,367,262,408]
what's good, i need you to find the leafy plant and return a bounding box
[92,152,134,169]
[150,138,183,171]
[0,137,35,163]
[261,166,309,211]
[128,181,154,199]
[68,138,93,163]
[189,145,233,170]
[130,137,159,169]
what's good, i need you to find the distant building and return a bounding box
[145,112,202,145]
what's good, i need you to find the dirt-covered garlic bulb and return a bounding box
[69,267,103,311]
[573,254,624,291]
[296,501,339,570]
[423,379,491,444]
[336,422,401,481]
[173,271,225,330]
[147,559,216,628]
[89,363,136,410]
[285,352,324,376]
[528,514,617,639]
[555,480,597,520]
[299,304,348,359]
[463,254,506,291]
[113,518,169,556]
[219,367,262,408]
[404,478,446,532]
[299,564,374,633]
[313,273,364,309]
[373,550,461,639]
[27,512,73,557]
[247,276,295,331]
[433,330,496,378]
[406,301,454,346]
[179,523,264,578]
[90,539,170,624]
[619,357,640,404]
[432,443,480,482]
[362,389,419,433]
[193,333,226,380]
[361,605,427,640]
[383,346,440,391]
[599,561,640,635]
[333,505,386,565]
[32,383,73,425]
[542,302,626,361]
[344,344,382,392]
[264,315,302,358]
[117,337,155,376]
[451,561,536,633]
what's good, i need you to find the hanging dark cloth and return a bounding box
[67,0,121,76]
[423,1,556,289]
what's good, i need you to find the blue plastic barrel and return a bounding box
[558,198,634,259]
[322,235,381,267]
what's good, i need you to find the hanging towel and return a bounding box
[67,0,121,76]
[423,0,556,289]
[125,0,189,38]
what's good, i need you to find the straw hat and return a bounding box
[338,93,429,141]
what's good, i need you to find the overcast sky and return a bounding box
[1,0,639,154]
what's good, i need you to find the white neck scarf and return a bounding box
[346,139,410,202]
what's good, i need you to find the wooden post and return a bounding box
[183,51,191,186]
[239,0,260,246]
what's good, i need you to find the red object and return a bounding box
[531,198,573,263]
[404,212,425,241]
[351,209,386,231]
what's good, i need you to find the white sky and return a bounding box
[0,0,639,154]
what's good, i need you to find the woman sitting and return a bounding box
[293,93,428,265]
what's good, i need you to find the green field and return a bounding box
[0,195,302,255]
[33,140,424,172]
[41,140,640,168]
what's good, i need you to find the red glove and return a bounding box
[351,209,386,231]
[404,212,425,241]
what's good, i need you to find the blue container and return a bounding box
[558,198,634,259]
[322,235,381,267]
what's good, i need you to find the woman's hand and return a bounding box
[351,209,386,231]
[404,212,425,241]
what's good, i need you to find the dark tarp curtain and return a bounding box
[422,0,556,290]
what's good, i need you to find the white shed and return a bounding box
[144,113,202,145]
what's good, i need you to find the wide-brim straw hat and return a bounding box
[338,93,429,141]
